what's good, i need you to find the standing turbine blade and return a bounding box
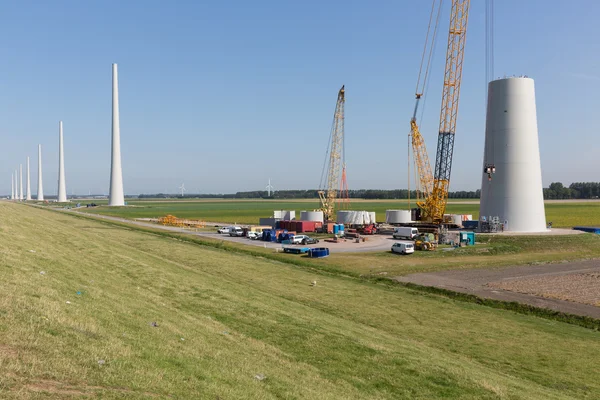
[37,145,44,201]
[109,63,125,206]
[57,121,67,202]
[26,157,31,200]
[19,164,23,200]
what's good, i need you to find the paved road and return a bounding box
[395,260,600,319]
[68,210,395,253]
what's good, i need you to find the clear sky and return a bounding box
[1,0,599,195]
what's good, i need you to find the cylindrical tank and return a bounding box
[369,212,376,224]
[336,211,354,224]
[386,210,412,224]
[274,210,295,219]
[479,77,546,232]
[337,211,377,225]
[451,214,462,227]
[300,211,324,222]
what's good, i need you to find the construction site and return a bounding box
[4,0,600,398]
[175,0,550,255]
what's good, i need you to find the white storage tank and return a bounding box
[337,210,376,225]
[300,211,324,223]
[369,212,376,224]
[386,210,412,224]
[479,77,547,232]
[451,214,463,227]
[273,210,296,220]
[336,211,353,224]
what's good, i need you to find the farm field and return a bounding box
[73,198,600,228]
[2,202,600,398]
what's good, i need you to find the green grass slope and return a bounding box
[1,202,599,399]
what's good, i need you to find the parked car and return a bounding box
[217,227,230,234]
[247,231,262,240]
[228,226,244,237]
[292,235,319,245]
[391,242,414,255]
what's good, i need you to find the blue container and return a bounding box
[573,226,600,234]
[338,224,344,231]
[463,220,478,230]
[333,225,339,234]
[308,247,330,258]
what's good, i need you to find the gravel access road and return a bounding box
[395,260,600,318]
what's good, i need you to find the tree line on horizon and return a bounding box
[138,182,600,200]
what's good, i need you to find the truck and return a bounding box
[228,226,244,237]
[392,227,419,240]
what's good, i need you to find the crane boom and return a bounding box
[318,85,345,221]
[430,0,470,222]
[411,0,470,224]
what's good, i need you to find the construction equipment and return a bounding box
[410,0,470,224]
[318,85,346,222]
[414,233,437,251]
[357,223,378,235]
[158,214,206,228]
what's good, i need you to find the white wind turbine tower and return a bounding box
[178,183,186,197]
[266,178,274,197]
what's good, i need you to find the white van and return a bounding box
[393,227,419,240]
[228,226,244,237]
[391,242,415,255]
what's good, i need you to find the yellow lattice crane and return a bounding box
[410,0,470,224]
[318,85,345,222]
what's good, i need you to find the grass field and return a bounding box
[2,202,600,398]
[73,198,600,228]
[325,234,600,277]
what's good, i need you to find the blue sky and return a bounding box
[1,0,599,195]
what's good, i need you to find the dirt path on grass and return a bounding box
[394,260,600,319]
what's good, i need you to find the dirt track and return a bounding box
[395,260,600,318]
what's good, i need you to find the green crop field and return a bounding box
[2,202,600,398]
[72,198,600,228]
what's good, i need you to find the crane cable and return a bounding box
[415,0,444,101]
[484,0,495,209]
[484,0,495,166]
[409,0,443,207]
[318,109,336,191]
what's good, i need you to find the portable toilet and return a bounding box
[460,231,475,246]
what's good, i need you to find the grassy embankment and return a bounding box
[1,202,600,398]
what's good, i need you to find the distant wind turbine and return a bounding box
[266,178,274,197]
[178,183,186,197]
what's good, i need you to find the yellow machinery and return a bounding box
[410,0,470,224]
[414,233,437,251]
[159,214,205,228]
[318,85,347,221]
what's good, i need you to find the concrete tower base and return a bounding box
[479,77,546,232]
